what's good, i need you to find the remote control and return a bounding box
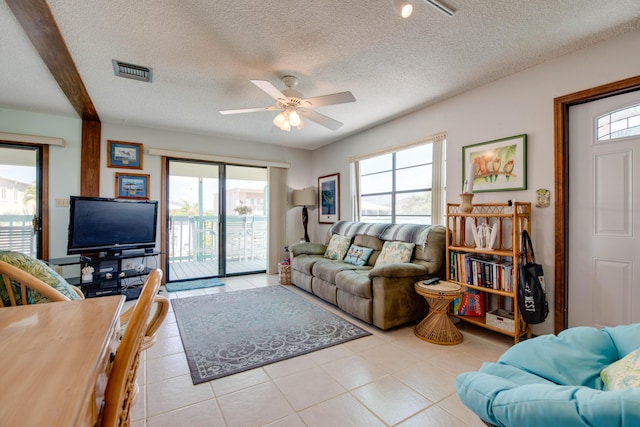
[423,277,440,286]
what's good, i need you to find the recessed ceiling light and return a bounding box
[393,0,414,18]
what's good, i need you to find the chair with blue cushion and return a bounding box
[0,259,77,305]
[456,323,640,427]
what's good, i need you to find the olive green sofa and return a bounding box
[289,221,447,330]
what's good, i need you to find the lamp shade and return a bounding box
[293,188,316,206]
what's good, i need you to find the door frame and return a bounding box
[163,157,223,281]
[160,157,269,281]
[0,141,49,259]
[554,74,640,334]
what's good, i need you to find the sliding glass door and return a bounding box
[166,159,267,282]
[225,165,268,275]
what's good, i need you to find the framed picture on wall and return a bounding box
[108,140,143,169]
[318,173,340,224]
[462,134,527,192]
[115,172,150,199]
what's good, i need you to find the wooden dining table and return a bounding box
[0,295,124,426]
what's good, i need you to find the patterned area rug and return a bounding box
[165,278,224,292]
[172,286,371,384]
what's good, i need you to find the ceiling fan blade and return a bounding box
[250,79,287,101]
[219,106,279,115]
[303,91,355,108]
[299,109,344,131]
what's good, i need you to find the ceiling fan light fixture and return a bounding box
[273,107,304,131]
[273,111,286,128]
[393,0,413,18]
[220,75,355,132]
[289,109,301,127]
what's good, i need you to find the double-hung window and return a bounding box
[352,133,446,225]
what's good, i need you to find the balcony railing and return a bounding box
[0,214,267,267]
[0,215,35,257]
[169,215,267,263]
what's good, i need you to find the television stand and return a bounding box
[124,286,143,301]
[48,251,160,299]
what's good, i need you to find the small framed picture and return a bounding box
[108,140,143,169]
[462,134,527,192]
[115,173,150,199]
[318,173,340,224]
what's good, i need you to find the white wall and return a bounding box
[0,108,82,257]
[0,111,313,261]
[312,29,640,335]
[100,123,314,262]
[3,29,640,334]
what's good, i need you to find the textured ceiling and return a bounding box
[1,1,640,150]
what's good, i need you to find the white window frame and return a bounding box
[596,102,640,141]
[350,132,446,225]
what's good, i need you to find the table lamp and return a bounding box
[293,188,316,242]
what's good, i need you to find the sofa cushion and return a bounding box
[312,259,358,283]
[0,250,83,305]
[291,254,323,275]
[601,347,640,391]
[343,245,374,266]
[335,269,372,298]
[324,234,352,260]
[353,235,384,266]
[375,241,415,266]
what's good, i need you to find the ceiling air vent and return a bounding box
[112,60,152,82]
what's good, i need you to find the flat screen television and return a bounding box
[67,196,158,256]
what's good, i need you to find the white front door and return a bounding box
[568,91,640,328]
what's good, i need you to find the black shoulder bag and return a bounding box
[518,230,549,324]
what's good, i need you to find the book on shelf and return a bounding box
[453,289,485,316]
[449,251,513,292]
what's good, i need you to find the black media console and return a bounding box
[47,251,160,299]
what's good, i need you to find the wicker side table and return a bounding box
[414,281,463,345]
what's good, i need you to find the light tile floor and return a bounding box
[129,274,513,427]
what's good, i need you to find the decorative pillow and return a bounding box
[601,348,640,390]
[324,234,352,260]
[0,250,83,305]
[375,241,415,266]
[343,244,374,266]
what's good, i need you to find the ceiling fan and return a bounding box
[219,75,356,132]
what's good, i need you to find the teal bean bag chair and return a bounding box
[456,323,640,427]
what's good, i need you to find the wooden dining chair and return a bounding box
[118,286,169,352]
[102,269,168,427]
[0,259,72,306]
